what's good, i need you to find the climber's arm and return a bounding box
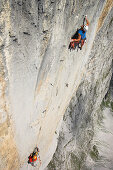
[85,16,89,26]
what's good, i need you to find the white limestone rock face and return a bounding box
[47,5,113,170]
[0,0,113,170]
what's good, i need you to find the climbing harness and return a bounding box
[28,147,41,167]
[69,41,80,51]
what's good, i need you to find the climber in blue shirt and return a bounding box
[70,16,89,50]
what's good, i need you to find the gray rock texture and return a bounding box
[47,4,113,170]
[0,0,113,170]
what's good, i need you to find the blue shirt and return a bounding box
[78,30,86,40]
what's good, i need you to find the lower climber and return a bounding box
[28,147,41,167]
[69,15,89,50]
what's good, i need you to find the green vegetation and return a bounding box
[109,17,113,26]
[71,153,81,170]
[47,155,59,170]
[102,70,110,82]
[70,152,86,170]
[69,111,73,119]
[48,161,56,170]
[111,102,113,111]
[94,80,99,96]
[48,152,86,170]
[90,145,99,161]
[101,92,113,111]
[96,110,104,126]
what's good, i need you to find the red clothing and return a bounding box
[29,156,33,163]
[29,155,37,162]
